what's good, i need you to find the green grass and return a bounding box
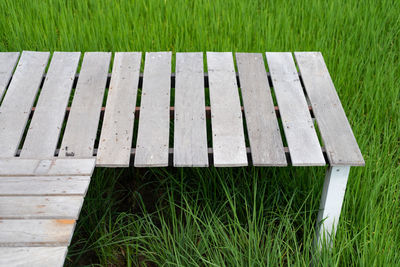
[1,0,400,266]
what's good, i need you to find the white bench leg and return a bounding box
[315,166,350,249]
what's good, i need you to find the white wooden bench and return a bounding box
[0,51,364,266]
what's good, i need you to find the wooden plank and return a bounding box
[236,53,287,166]
[59,52,111,158]
[0,247,67,267]
[265,52,325,166]
[0,219,75,247]
[20,52,81,158]
[0,51,50,157]
[134,52,171,167]
[0,158,96,176]
[294,52,364,166]
[206,52,247,167]
[0,52,20,100]
[97,52,141,167]
[0,196,84,219]
[173,52,208,167]
[0,176,90,196]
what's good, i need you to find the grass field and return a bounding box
[1,0,399,266]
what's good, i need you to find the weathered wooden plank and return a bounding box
[0,51,50,157]
[265,52,325,166]
[206,52,247,167]
[0,219,75,247]
[173,52,208,167]
[0,158,96,176]
[134,52,171,167]
[0,52,20,100]
[0,196,84,219]
[0,176,90,196]
[59,52,111,158]
[0,247,67,267]
[294,52,364,166]
[236,53,287,166]
[97,52,141,167]
[20,52,81,158]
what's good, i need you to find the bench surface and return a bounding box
[0,50,364,266]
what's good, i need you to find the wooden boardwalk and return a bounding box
[0,158,95,266]
[0,51,364,266]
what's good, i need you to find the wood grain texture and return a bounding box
[134,52,171,167]
[0,52,20,100]
[0,176,90,196]
[97,52,141,167]
[0,196,84,219]
[20,52,81,158]
[0,158,96,176]
[0,247,67,267]
[0,51,50,157]
[236,53,287,166]
[294,52,364,166]
[59,52,111,158]
[173,52,208,167]
[207,52,247,167]
[265,52,325,166]
[0,219,75,247]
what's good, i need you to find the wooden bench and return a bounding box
[0,51,364,266]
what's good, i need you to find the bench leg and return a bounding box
[315,166,350,249]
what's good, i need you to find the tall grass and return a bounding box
[0,0,399,265]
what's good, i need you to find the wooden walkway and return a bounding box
[0,158,95,266]
[0,51,364,266]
